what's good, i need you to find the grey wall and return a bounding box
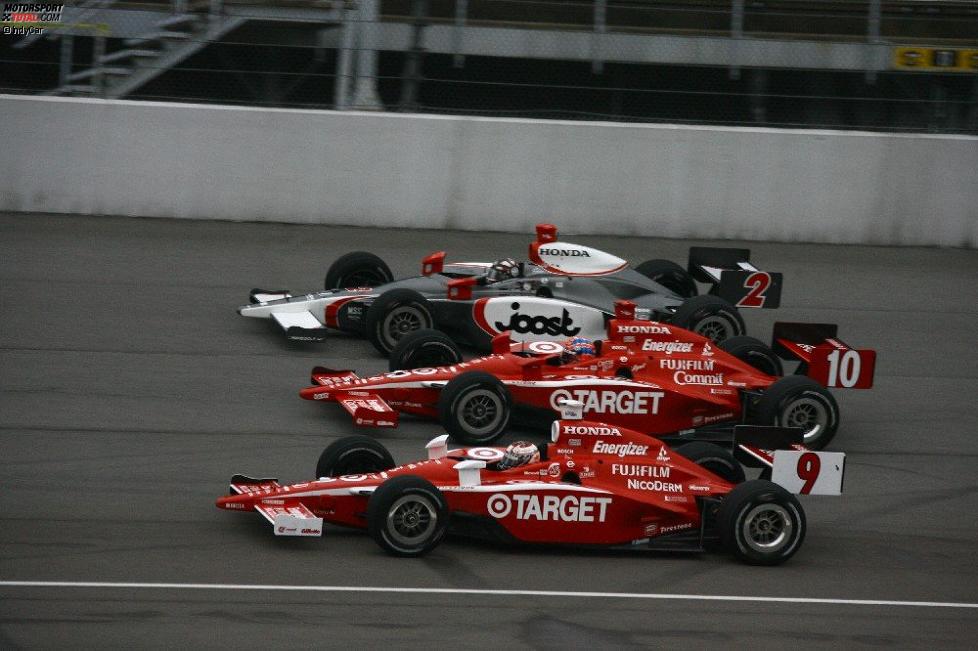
[2,95,975,246]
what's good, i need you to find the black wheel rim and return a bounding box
[458,388,505,436]
[386,494,438,547]
[382,305,429,347]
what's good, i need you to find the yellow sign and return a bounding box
[894,47,978,72]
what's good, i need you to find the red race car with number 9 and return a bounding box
[299,300,876,452]
[216,419,847,566]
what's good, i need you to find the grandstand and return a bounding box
[2,0,975,131]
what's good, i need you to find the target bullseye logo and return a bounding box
[487,494,512,518]
[527,341,564,354]
[467,447,505,461]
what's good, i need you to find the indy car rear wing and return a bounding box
[772,322,877,389]
[687,247,783,309]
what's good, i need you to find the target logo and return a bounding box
[527,341,564,354]
[467,447,505,462]
[487,494,512,518]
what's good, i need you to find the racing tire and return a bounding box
[324,251,393,290]
[438,371,512,445]
[389,328,464,372]
[365,289,435,355]
[367,476,449,557]
[635,259,698,299]
[670,295,745,344]
[752,376,839,450]
[316,435,396,479]
[718,479,806,566]
[719,336,783,377]
[673,442,745,484]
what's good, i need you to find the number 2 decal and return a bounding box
[737,272,771,308]
[796,452,821,494]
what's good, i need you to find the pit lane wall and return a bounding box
[2,95,976,247]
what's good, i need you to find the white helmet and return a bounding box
[496,441,540,470]
[487,258,519,283]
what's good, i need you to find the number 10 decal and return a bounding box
[811,347,876,389]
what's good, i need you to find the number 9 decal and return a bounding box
[796,452,821,494]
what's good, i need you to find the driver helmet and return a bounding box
[496,441,541,470]
[487,257,520,283]
[562,336,596,362]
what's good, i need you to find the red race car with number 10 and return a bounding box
[300,300,875,452]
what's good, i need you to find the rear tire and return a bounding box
[438,371,512,445]
[635,259,698,298]
[316,436,396,479]
[670,295,745,344]
[719,480,806,566]
[324,251,393,289]
[365,289,434,355]
[719,336,783,376]
[753,376,839,450]
[367,476,448,557]
[389,328,464,371]
[674,442,745,484]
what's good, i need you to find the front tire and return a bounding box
[719,480,806,565]
[674,442,745,484]
[365,289,435,355]
[670,295,745,344]
[367,476,448,557]
[438,371,512,444]
[753,376,839,450]
[316,435,396,479]
[719,336,783,376]
[635,259,698,298]
[389,328,464,372]
[324,251,393,290]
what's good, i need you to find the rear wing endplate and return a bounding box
[687,247,782,309]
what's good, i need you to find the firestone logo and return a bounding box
[486,493,611,522]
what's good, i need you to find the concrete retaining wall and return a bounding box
[2,95,975,246]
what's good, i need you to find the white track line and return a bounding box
[1,582,976,609]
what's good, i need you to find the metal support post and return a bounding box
[398,0,428,112]
[92,35,106,97]
[58,34,73,88]
[730,0,744,80]
[351,0,383,110]
[866,0,881,83]
[453,0,468,68]
[591,0,606,74]
[333,8,354,109]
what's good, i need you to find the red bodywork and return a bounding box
[216,420,734,546]
[298,301,874,434]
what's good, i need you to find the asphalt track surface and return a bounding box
[2,213,977,649]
